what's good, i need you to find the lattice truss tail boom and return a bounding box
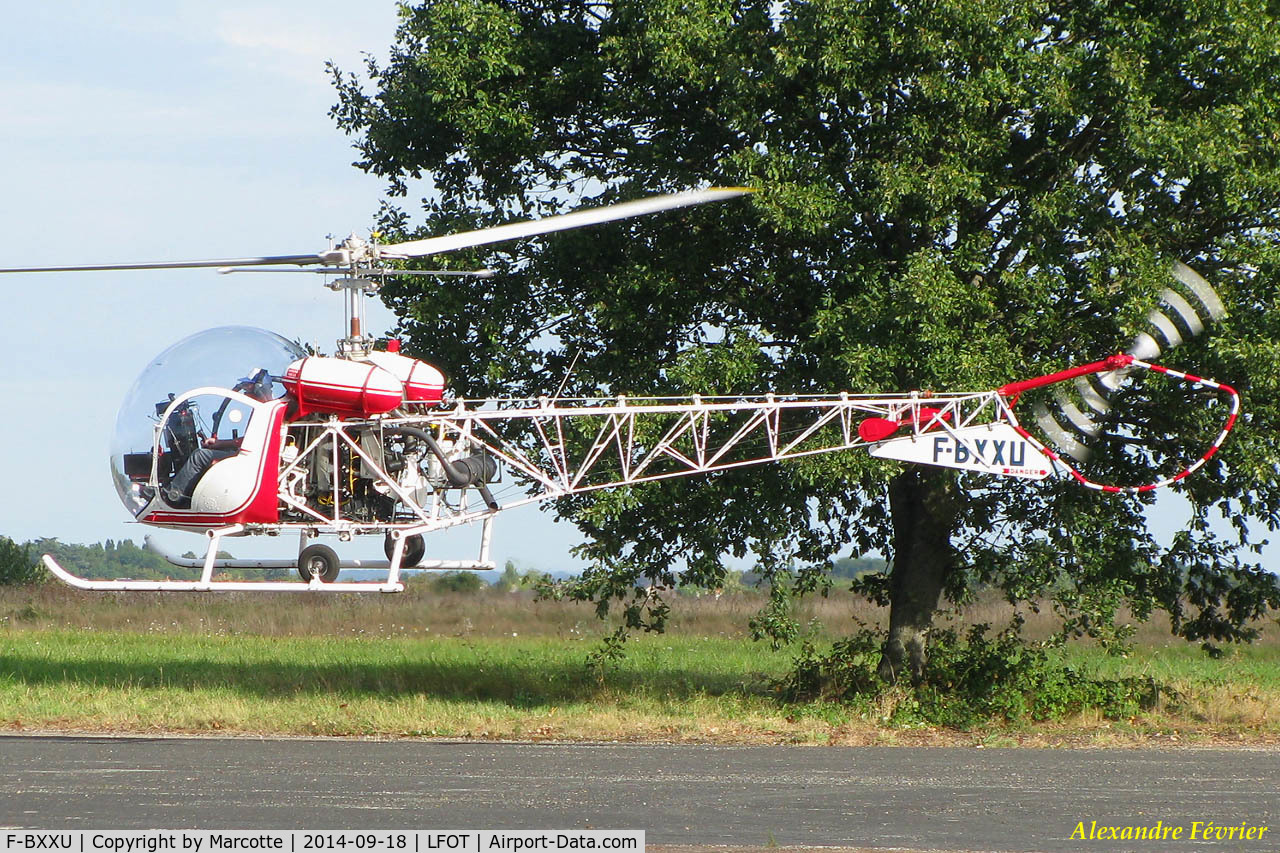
[414,389,1015,510]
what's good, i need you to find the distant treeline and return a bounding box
[830,556,886,579]
[738,556,885,586]
[25,537,191,581]
[3,535,886,587]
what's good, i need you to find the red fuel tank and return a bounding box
[364,350,446,406]
[282,357,403,418]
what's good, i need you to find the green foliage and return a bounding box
[829,556,886,581]
[494,560,522,592]
[0,537,43,586]
[585,625,632,680]
[917,623,1161,727]
[777,630,884,705]
[777,620,1163,728]
[494,560,553,592]
[678,568,750,596]
[748,573,802,650]
[430,571,487,594]
[33,538,190,581]
[333,0,1280,673]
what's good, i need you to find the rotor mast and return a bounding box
[330,273,377,358]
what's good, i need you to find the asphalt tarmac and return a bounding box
[1,735,1277,852]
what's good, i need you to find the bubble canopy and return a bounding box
[110,326,306,515]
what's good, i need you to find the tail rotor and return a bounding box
[1033,262,1227,462]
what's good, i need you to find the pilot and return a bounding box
[163,436,243,506]
[162,369,275,507]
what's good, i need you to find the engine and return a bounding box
[277,423,499,523]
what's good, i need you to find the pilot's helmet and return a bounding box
[236,368,273,401]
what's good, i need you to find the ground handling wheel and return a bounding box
[384,533,426,568]
[297,543,341,583]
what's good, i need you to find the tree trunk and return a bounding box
[877,468,959,686]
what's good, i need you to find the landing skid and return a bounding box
[40,553,405,593]
[42,525,496,593]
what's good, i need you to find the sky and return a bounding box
[0,1,589,570]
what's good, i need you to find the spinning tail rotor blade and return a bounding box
[1039,263,1226,461]
[1172,261,1227,320]
[377,187,754,259]
[1033,400,1095,462]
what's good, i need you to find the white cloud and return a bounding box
[208,4,397,86]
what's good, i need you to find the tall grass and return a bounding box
[0,580,874,639]
[1,582,1277,743]
[7,577,1267,646]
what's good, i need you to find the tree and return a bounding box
[495,560,523,591]
[332,0,1280,682]
[0,537,43,585]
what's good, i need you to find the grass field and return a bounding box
[2,581,1278,745]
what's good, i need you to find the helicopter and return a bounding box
[0,188,1240,592]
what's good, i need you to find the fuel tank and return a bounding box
[363,350,446,406]
[282,356,403,418]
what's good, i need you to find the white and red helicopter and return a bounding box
[0,188,1240,592]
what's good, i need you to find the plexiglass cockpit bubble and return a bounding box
[110,326,306,516]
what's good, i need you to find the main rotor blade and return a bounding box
[378,187,754,259]
[0,254,328,274]
[218,266,497,278]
